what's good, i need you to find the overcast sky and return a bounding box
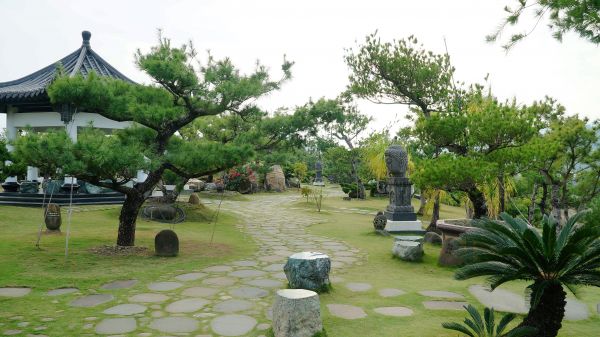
[1,0,598,135]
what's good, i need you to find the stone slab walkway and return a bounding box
[1,194,360,336]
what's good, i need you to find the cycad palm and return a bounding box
[442,304,536,337]
[455,212,600,337]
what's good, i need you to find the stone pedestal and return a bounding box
[273,289,323,337]
[313,161,324,186]
[392,241,424,262]
[284,252,330,292]
[437,220,473,266]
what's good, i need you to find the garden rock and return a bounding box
[188,193,201,205]
[438,237,463,266]
[272,289,323,337]
[155,229,179,257]
[373,211,387,230]
[266,165,286,192]
[44,203,61,231]
[424,232,442,245]
[284,251,330,292]
[392,241,423,262]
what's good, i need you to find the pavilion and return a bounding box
[0,31,139,205]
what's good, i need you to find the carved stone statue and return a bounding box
[384,144,417,222]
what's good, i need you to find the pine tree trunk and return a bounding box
[551,183,562,224]
[520,282,566,337]
[561,181,569,222]
[417,193,427,216]
[427,192,440,232]
[117,192,146,246]
[467,187,488,219]
[539,182,548,215]
[350,157,365,199]
[528,182,538,224]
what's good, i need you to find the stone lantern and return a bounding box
[383,144,423,233]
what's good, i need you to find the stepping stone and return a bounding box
[100,279,138,290]
[233,260,258,267]
[419,290,464,299]
[211,314,257,336]
[103,304,147,315]
[129,293,170,303]
[565,298,590,321]
[47,288,78,296]
[379,288,406,298]
[468,285,527,314]
[229,269,266,278]
[374,307,414,317]
[147,281,183,291]
[245,279,283,288]
[150,317,199,333]
[0,287,31,297]
[203,277,236,287]
[258,255,283,262]
[335,256,357,263]
[263,263,285,272]
[69,294,114,307]
[423,301,468,310]
[2,330,21,335]
[94,318,136,334]
[327,304,367,319]
[346,283,372,292]
[230,286,269,299]
[166,298,210,313]
[203,265,233,272]
[181,287,220,297]
[272,272,288,280]
[214,299,254,313]
[175,272,207,281]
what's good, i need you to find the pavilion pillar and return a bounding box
[5,108,17,152]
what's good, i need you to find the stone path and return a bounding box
[1,194,361,336]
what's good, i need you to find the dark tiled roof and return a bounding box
[0,31,134,104]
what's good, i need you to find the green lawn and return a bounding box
[0,202,255,335]
[294,185,600,337]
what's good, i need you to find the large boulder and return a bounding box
[424,232,442,245]
[142,205,177,221]
[272,289,323,337]
[284,252,331,292]
[266,165,286,192]
[438,237,463,266]
[392,241,423,262]
[188,193,201,205]
[155,229,179,257]
[44,203,62,231]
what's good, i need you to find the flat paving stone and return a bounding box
[0,287,31,297]
[70,294,114,307]
[214,299,254,313]
[203,265,233,272]
[419,290,464,299]
[233,260,258,267]
[129,293,170,303]
[181,287,220,297]
[2,330,21,335]
[147,282,183,291]
[203,277,236,287]
[100,279,138,290]
[230,286,269,299]
[346,283,372,292]
[379,288,406,298]
[374,306,414,317]
[46,288,78,296]
[211,314,257,336]
[150,317,199,333]
[565,298,590,321]
[258,255,283,262]
[245,279,282,288]
[103,304,147,315]
[271,272,288,280]
[469,285,527,314]
[327,304,367,319]
[166,298,210,313]
[175,272,207,281]
[229,269,266,278]
[263,263,284,272]
[94,318,136,334]
[423,301,468,310]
